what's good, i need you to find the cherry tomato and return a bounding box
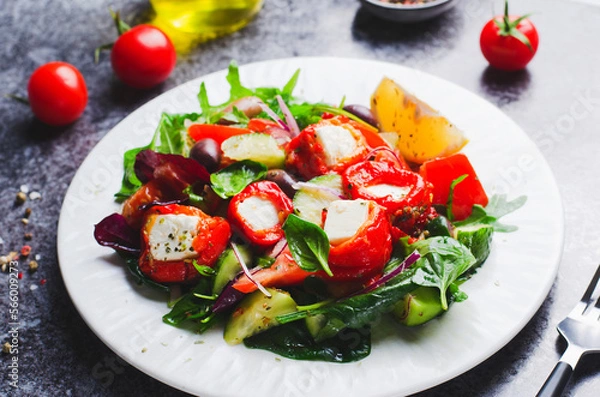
[111,24,176,89]
[480,1,539,71]
[27,62,87,126]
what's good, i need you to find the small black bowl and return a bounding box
[359,0,460,23]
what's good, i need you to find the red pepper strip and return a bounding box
[285,115,370,180]
[419,153,488,221]
[139,204,231,284]
[188,124,251,145]
[326,200,393,282]
[231,246,312,294]
[247,118,279,132]
[227,181,294,247]
[347,119,389,150]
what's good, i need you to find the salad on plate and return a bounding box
[93,61,525,362]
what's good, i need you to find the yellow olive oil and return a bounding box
[150,0,263,34]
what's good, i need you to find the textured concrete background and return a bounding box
[1,0,600,395]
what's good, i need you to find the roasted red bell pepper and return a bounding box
[342,160,432,234]
[419,153,488,221]
[139,204,231,283]
[188,124,251,145]
[227,181,294,247]
[325,200,393,282]
[285,116,370,180]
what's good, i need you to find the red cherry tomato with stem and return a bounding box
[102,10,176,89]
[480,0,539,71]
[27,62,88,126]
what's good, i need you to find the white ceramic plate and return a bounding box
[57,57,563,397]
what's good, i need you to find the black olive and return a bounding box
[343,104,378,128]
[265,169,298,198]
[189,138,221,173]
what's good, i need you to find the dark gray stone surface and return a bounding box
[1,0,599,395]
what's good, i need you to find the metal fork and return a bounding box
[537,264,600,397]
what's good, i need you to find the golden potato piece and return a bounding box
[371,77,468,164]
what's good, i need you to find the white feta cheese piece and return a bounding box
[315,125,358,166]
[237,196,280,231]
[364,184,410,200]
[149,214,199,262]
[323,199,370,245]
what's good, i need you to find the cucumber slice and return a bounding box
[454,224,494,267]
[292,174,343,226]
[212,246,252,295]
[221,133,285,169]
[392,286,444,326]
[305,313,327,339]
[224,288,297,345]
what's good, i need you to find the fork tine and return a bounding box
[580,264,600,304]
[569,264,600,317]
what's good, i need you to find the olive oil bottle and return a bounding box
[150,0,263,51]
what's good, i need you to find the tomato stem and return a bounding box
[5,94,30,106]
[496,0,534,52]
[109,8,131,36]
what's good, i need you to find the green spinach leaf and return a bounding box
[407,236,476,310]
[244,322,371,363]
[278,264,419,341]
[210,160,267,199]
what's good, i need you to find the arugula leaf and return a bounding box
[226,60,255,99]
[154,113,190,155]
[283,214,333,277]
[447,174,468,222]
[407,236,476,310]
[210,160,267,199]
[115,112,199,200]
[454,194,527,232]
[282,69,300,97]
[244,322,371,363]
[115,144,152,200]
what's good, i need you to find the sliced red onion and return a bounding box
[292,181,345,199]
[366,146,401,161]
[268,126,292,146]
[212,280,246,313]
[347,250,421,298]
[276,95,300,137]
[231,242,272,298]
[138,198,189,212]
[267,238,288,259]
[257,101,289,132]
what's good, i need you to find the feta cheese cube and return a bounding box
[237,196,280,231]
[324,199,370,245]
[315,125,358,166]
[149,214,199,262]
